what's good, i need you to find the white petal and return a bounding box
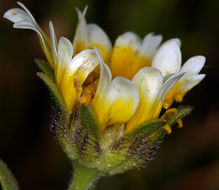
[76,51,99,87]
[87,24,112,52]
[114,32,141,52]
[93,47,112,95]
[132,67,163,99]
[68,49,99,77]
[181,56,205,74]
[49,21,58,60]
[73,7,112,63]
[140,33,162,60]
[178,73,206,93]
[152,39,182,76]
[17,2,37,24]
[126,67,163,132]
[160,72,184,99]
[92,48,139,129]
[73,7,89,49]
[4,3,52,66]
[57,37,73,63]
[102,77,139,125]
[4,2,39,32]
[172,38,181,47]
[3,8,31,23]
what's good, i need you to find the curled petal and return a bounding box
[57,49,99,112]
[92,48,139,132]
[49,21,58,61]
[160,72,184,100]
[181,56,205,74]
[152,39,182,76]
[75,51,99,87]
[4,2,53,66]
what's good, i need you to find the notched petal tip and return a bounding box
[75,6,88,19]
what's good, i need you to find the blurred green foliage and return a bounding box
[0,0,219,190]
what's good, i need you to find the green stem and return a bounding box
[68,162,101,190]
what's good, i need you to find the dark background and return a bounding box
[0,0,219,189]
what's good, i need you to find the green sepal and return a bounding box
[37,72,66,114]
[104,119,166,175]
[78,104,100,161]
[168,105,193,126]
[126,119,166,141]
[79,104,99,139]
[0,158,19,190]
[35,59,54,81]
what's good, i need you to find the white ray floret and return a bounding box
[3,2,53,66]
[126,67,183,132]
[73,8,112,58]
[152,39,182,76]
[92,48,139,132]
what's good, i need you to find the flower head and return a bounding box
[4,2,205,175]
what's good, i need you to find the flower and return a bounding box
[4,2,204,176]
[3,2,186,131]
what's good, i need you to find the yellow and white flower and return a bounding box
[4,3,204,135]
[73,8,205,109]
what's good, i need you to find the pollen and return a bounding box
[80,80,98,105]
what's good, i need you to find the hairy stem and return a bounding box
[68,162,101,190]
